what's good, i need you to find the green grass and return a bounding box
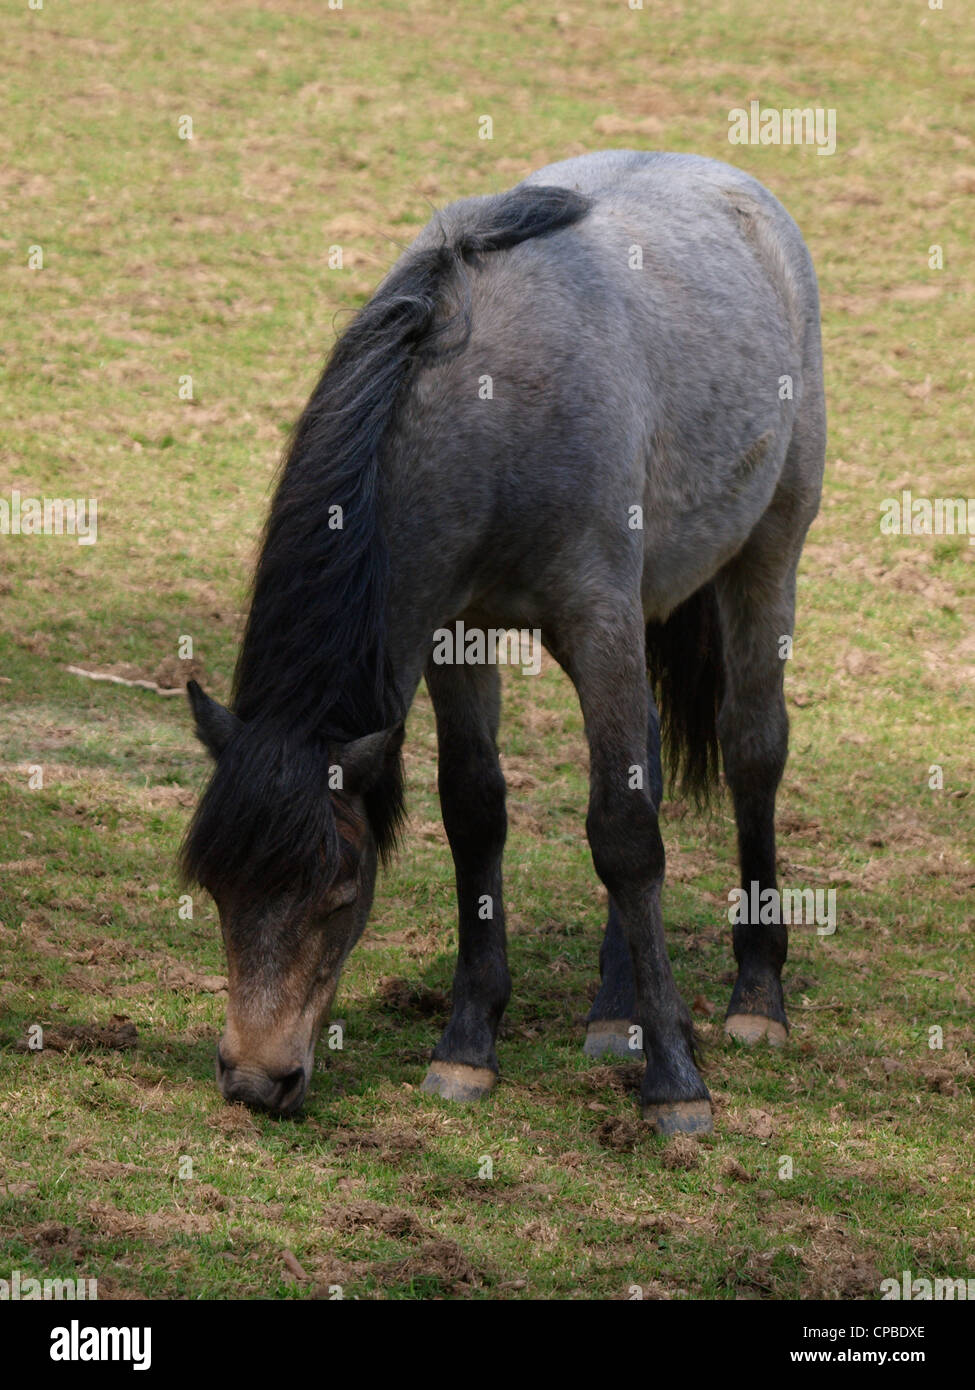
[1,0,972,1299]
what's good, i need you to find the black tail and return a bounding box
[645,583,725,804]
[448,184,592,262]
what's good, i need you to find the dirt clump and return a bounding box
[16,1015,138,1052]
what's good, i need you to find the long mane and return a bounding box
[181,184,591,903]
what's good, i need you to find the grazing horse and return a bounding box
[182,150,825,1134]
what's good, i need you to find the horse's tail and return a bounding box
[377,183,594,365]
[439,184,592,264]
[645,582,725,804]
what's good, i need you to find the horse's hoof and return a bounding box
[420,1062,496,1102]
[642,1099,713,1136]
[584,1019,637,1058]
[724,1013,788,1046]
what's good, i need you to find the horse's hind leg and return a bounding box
[420,659,510,1102]
[714,524,802,1046]
[566,605,711,1134]
[584,703,662,1058]
[717,335,824,1043]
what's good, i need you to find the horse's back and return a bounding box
[524,150,818,297]
[389,152,825,626]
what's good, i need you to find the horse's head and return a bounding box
[183,681,403,1115]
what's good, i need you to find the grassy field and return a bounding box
[1,0,973,1300]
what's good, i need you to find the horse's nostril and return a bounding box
[218,1060,306,1114]
[274,1067,305,1097]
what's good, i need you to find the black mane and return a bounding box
[182,184,592,902]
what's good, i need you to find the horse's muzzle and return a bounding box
[216,1048,308,1115]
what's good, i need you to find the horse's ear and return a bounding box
[337,722,405,795]
[186,680,242,759]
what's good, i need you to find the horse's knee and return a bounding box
[718,696,788,791]
[586,789,663,897]
[439,744,506,862]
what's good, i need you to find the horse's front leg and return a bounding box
[568,606,712,1135]
[420,659,510,1102]
[585,701,663,1057]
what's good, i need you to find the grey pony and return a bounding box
[185,150,825,1135]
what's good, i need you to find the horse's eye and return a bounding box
[323,879,357,915]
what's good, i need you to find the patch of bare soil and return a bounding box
[375,976,448,1017]
[55,930,143,963]
[724,1107,776,1141]
[407,817,448,846]
[307,1198,489,1295]
[162,964,228,994]
[308,1256,356,1293]
[15,1222,86,1262]
[327,1124,425,1161]
[322,1200,425,1239]
[515,1217,562,1251]
[750,1199,884,1298]
[366,1239,484,1295]
[659,1135,702,1171]
[799,1228,882,1299]
[719,1156,756,1184]
[209,1104,260,1135]
[0,857,46,874]
[151,656,205,689]
[362,917,442,959]
[84,1161,149,1179]
[142,785,196,808]
[0,1181,38,1198]
[308,1238,485,1298]
[15,1015,138,1053]
[86,1201,215,1238]
[454,1179,562,1212]
[596,1116,643,1153]
[579,1063,643,1097]
[497,755,538,791]
[62,967,114,996]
